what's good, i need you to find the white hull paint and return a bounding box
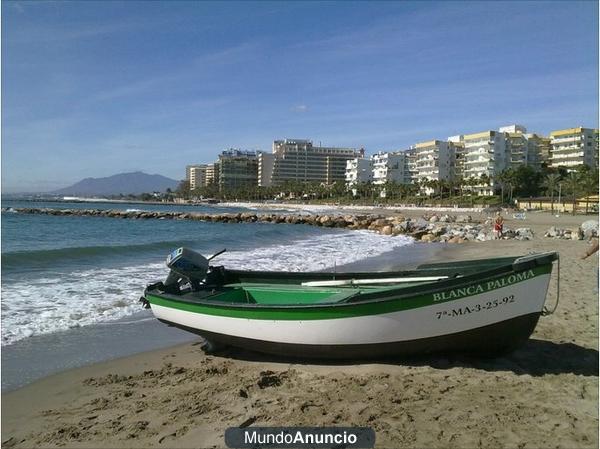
[150,274,551,346]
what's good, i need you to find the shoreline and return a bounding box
[1,241,444,393]
[2,213,598,448]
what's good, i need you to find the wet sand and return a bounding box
[2,212,598,448]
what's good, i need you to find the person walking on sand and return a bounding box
[493,212,504,239]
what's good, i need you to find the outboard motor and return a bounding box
[164,247,210,290]
[140,247,226,307]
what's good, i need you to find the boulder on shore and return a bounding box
[581,220,599,238]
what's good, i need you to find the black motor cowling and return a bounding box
[163,247,210,289]
[163,247,228,292]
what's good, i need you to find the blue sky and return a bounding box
[2,1,598,192]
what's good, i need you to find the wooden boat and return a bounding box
[141,248,559,359]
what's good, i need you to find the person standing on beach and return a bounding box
[493,212,504,239]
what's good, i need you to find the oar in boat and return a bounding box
[301,276,449,287]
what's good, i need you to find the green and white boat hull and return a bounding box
[143,252,557,359]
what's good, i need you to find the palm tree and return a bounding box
[503,170,516,203]
[496,170,507,204]
[437,180,447,201]
[426,179,437,199]
[405,182,418,199]
[463,176,476,206]
[413,179,423,197]
[447,179,455,199]
[579,170,599,215]
[497,169,517,204]
[541,173,561,213]
[479,174,491,195]
[564,172,581,215]
[454,176,467,198]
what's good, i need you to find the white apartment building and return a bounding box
[205,163,218,186]
[345,158,372,187]
[499,124,527,134]
[186,164,208,190]
[500,125,548,170]
[549,127,599,170]
[461,130,508,196]
[505,132,529,169]
[499,125,544,170]
[405,146,418,183]
[448,135,465,179]
[371,151,412,185]
[527,134,551,165]
[414,140,455,195]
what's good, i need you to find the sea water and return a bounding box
[1,201,416,346]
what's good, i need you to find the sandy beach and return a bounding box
[2,211,598,449]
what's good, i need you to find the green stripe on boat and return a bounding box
[146,264,551,320]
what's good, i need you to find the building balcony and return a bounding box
[464,159,494,165]
[550,152,584,160]
[551,136,582,144]
[463,167,493,175]
[464,150,494,158]
[550,160,585,167]
[464,140,495,147]
[551,145,583,152]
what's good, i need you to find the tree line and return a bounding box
[169,164,598,211]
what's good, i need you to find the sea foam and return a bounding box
[1,230,413,345]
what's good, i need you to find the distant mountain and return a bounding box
[51,171,180,196]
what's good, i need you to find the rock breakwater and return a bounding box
[3,207,534,243]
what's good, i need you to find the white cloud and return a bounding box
[291,104,308,113]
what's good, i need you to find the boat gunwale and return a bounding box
[145,255,555,311]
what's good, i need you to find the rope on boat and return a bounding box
[542,255,560,316]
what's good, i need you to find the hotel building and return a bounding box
[549,127,599,170]
[259,139,363,186]
[216,149,258,191]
